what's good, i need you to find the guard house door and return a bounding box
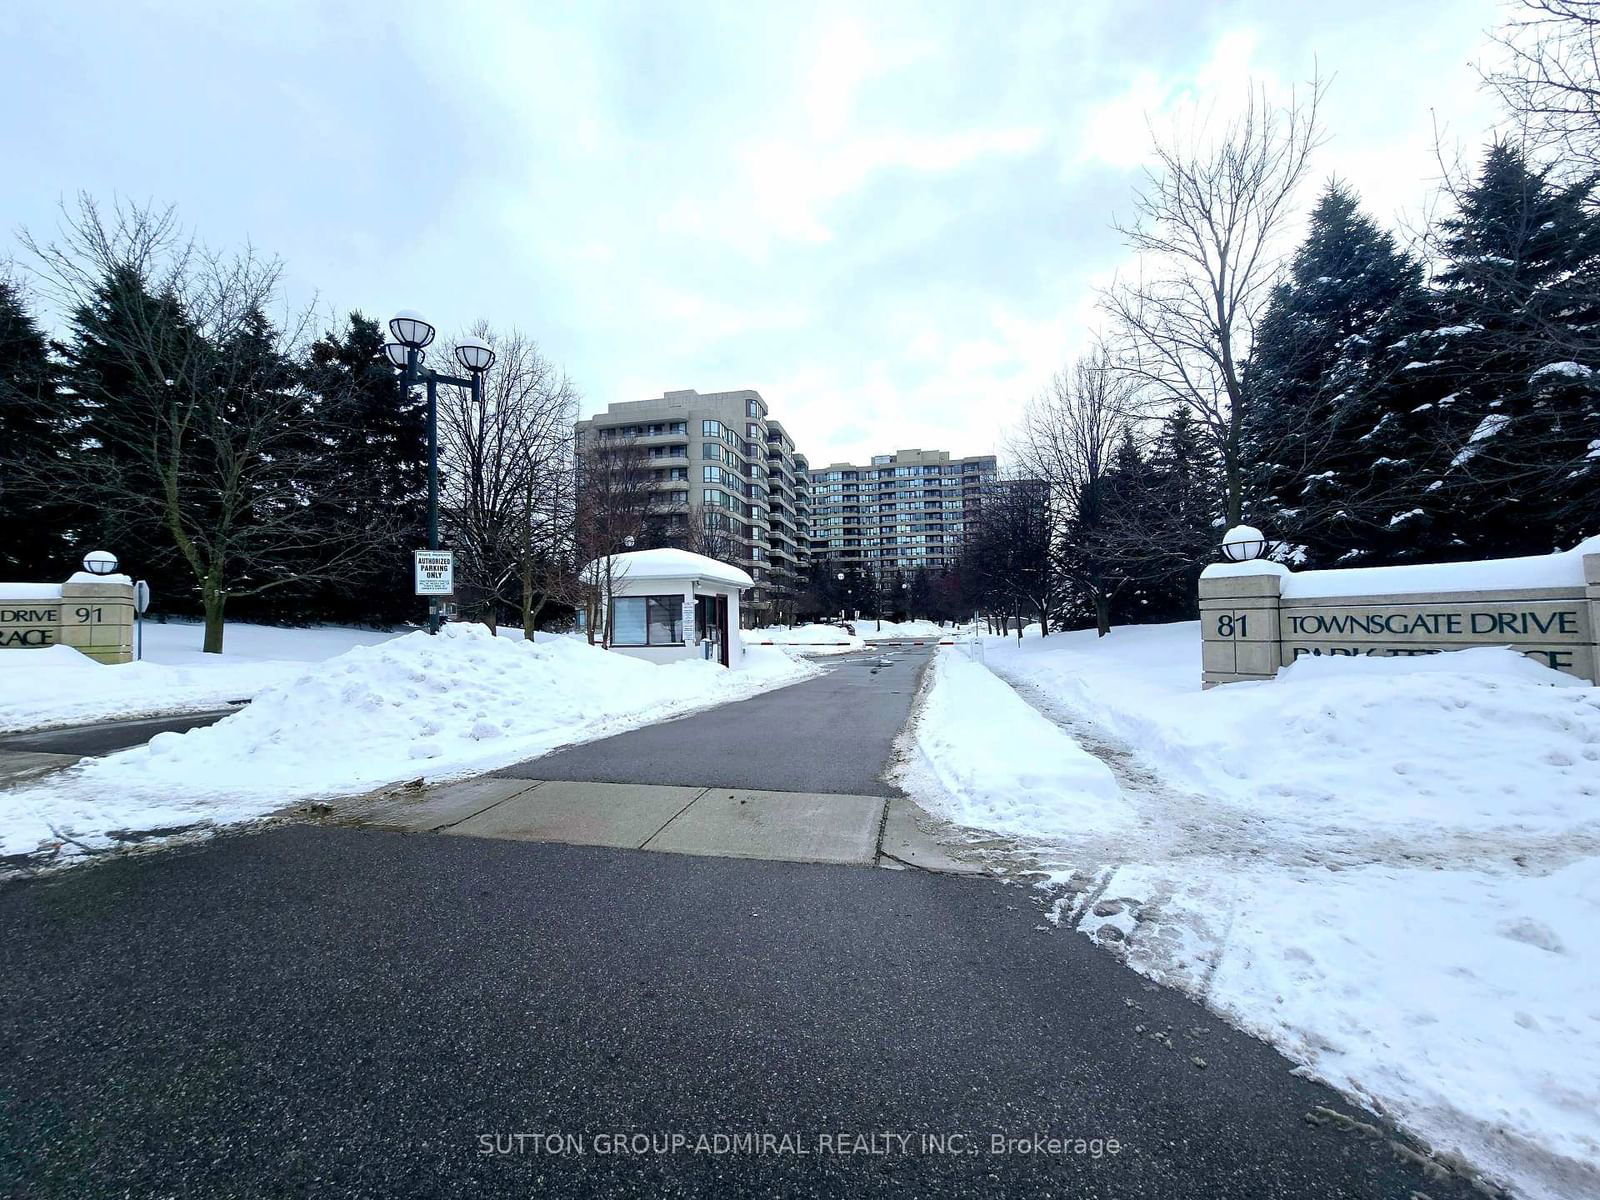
[695,594,730,667]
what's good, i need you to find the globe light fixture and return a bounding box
[1220,524,1268,562]
[454,336,495,375]
[382,342,415,369]
[82,549,119,576]
[388,309,435,350]
[623,535,636,548]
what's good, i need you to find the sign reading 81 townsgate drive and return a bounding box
[1198,537,1600,687]
[413,550,455,597]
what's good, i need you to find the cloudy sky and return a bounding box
[5,0,1504,467]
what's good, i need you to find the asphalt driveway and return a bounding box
[496,644,930,795]
[0,825,1477,1199]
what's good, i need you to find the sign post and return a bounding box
[413,550,455,634]
[133,580,151,661]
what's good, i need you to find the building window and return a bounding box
[704,465,722,483]
[703,443,721,459]
[610,595,684,646]
[702,420,721,438]
[747,398,760,417]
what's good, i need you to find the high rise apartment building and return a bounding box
[806,449,997,575]
[575,389,809,624]
[578,392,996,619]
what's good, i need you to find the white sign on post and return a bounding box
[413,550,455,596]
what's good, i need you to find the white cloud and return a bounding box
[0,0,1513,471]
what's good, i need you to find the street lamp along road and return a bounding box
[384,311,496,635]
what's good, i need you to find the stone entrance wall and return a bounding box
[0,577,136,664]
[1200,545,1600,687]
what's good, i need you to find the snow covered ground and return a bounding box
[741,619,955,653]
[2,625,815,863]
[896,624,1600,1200]
[0,620,406,732]
[857,619,948,641]
[742,623,866,654]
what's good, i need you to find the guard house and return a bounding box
[583,548,751,667]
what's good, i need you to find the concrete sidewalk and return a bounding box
[345,775,983,874]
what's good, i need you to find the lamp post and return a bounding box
[81,550,119,577]
[1220,524,1268,563]
[384,313,495,634]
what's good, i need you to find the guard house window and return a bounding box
[610,595,684,646]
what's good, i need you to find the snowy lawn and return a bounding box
[742,623,866,654]
[0,619,406,733]
[857,619,948,641]
[2,625,815,862]
[896,625,1600,1200]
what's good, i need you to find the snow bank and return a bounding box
[906,623,1600,1199]
[859,619,946,640]
[743,623,864,650]
[0,621,405,732]
[1,625,815,859]
[742,624,865,656]
[894,648,1129,838]
[996,629,1598,837]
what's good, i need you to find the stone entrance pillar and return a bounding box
[1199,563,1285,688]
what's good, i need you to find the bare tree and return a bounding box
[1102,79,1326,525]
[573,439,653,645]
[963,475,1058,637]
[21,196,386,653]
[439,324,579,633]
[1012,347,1134,634]
[1484,0,1600,171]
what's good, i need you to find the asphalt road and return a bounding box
[497,646,930,796]
[0,709,236,756]
[0,826,1475,1200]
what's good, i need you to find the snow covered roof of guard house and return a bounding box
[581,547,754,589]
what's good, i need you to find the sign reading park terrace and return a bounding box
[1199,537,1600,686]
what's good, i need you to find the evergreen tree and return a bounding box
[55,263,200,598]
[0,277,73,579]
[1143,404,1222,618]
[908,566,933,620]
[300,312,427,625]
[1092,410,1222,626]
[1419,142,1600,558]
[1240,182,1435,566]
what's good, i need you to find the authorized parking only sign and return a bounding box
[413,550,455,596]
